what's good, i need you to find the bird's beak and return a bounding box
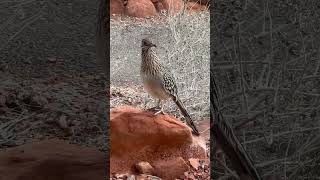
[152,43,157,47]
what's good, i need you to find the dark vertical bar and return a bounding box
[96,0,110,179]
[209,0,215,179]
[210,1,262,179]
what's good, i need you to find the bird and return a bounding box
[140,38,200,136]
[211,72,261,180]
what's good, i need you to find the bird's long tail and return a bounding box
[211,73,261,180]
[173,96,200,136]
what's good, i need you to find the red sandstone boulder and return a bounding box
[161,0,184,15]
[126,0,157,18]
[110,106,206,179]
[110,0,125,15]
[0,140,106,180]
[190,0,210,6]
[187,1,208,12]
[111,106,193,154]
[109,0,209,17]
[150,0,165,13]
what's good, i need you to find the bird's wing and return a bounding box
[161,71,178,96]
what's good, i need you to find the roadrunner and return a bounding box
[140,38,200,136]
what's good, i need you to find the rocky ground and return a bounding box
[0,71,108,150]
[110,157,210,180]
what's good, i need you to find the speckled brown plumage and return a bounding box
[140,38,200,136]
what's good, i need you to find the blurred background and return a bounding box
[0,0,108,151]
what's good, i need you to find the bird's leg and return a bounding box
[154,100,165,115]
[146,99,162,112]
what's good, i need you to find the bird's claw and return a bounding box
[146,106,161,112]
[154,110,165,115]
[146,106,165,115]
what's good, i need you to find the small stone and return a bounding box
[57,115,69,129]
[115,173,128,179]
[136,174,154,180]
[5,94,18,108]
[188,174,195,180]
[135,161,154,175]
[199,159,209,169]
[17,90,33,104]
[48,57,57,63]
[188,158,200,170]
[30,95,48,110]
[127,175,135,180]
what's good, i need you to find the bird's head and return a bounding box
[141,38,157,49]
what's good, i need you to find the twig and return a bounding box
[0,4,45,52]
[215,157,240,180]
[236,23,248,114]
[243,126,320,145]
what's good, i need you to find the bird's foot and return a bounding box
[154,109,165,115]
[146,106,165,115]
[146,106,161,112]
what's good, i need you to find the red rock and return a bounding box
[149,0,166,13]
[0,139,106,180]
[152,157,189,179]
[188,158,200,170]
[110,0,125,15]
[135,161,154,175]
[161,0,184,15]
[135,175,143,180]
[186,2,207,12]
[110,106,206,178]
[111,106,193,155]
[190,0,210,6]
[126,0,157,17]
[188,174,196,179]
[200,158,210,166]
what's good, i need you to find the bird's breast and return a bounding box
[141,74,170,100]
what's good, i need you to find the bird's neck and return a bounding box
[141,47,151,56]
[141,47,162,71]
